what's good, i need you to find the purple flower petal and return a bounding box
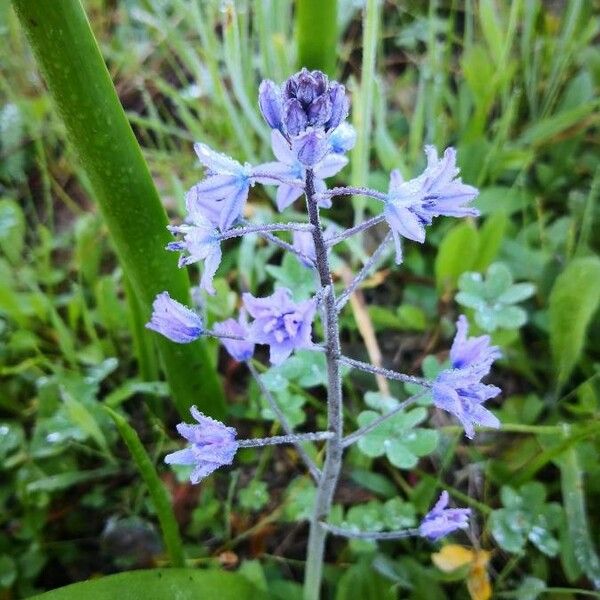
[146,292,203,343]
[419,491,471,541]
[214,310,254,362]
[258,79,283,131]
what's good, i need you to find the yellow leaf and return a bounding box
[467,550,492,600]
[432,544,475,572]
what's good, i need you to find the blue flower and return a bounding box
[243,287,317,365]
[166,199,222,295]
[146,292,203,343]
[432,316,501,439]
[384,146,479,263]
[214,309,255,362]
[257,131,347,212]
[164,406,238,484]
[258,69,350,166]
[186,143,257,232]
[419,491,471,541]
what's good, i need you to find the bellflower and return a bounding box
[166,199,222,295]
[258,131,348,211]
[243,287,317,365]
[164,406,238,484]
[384,146,479,263]
[146,292,204,343]
[419,491,471,541]
[292,225,337,268]
[214,309,255,362]
[432,315,501,439]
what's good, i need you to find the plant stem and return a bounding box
[303,169,345,600]
[337,355,431,386]
[335,231,392,311]
[321,523,418,540]
[237,432,333,448]
[326,215,386,246]
[247,361,321,481]
[219,222,313,240]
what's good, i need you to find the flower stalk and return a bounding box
[303,168,345,600]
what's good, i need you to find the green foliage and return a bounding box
[549,256,600,385]
[28,569,266,600]
[456,262,535,332]
[238,480,269,512]
[489,483,562,557]
[356,393,438,469]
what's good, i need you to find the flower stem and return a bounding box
[337,355,431,386]
[317,186,387,202]
[219,222,313,241]
[320,522,418,540]
[325,215,386,246]
[342,390,427,448]
[247,361,321,481]
[237,432,332,448]
[303,169,345,600]
[335,231,392,311]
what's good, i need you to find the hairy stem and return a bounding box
[219,222,313,241]
[336,231,392,311]
[237,432,333,448]
[303,169,345,600]
[338,355,431,386]
[325,215,386,246]
[247,361,321,481]
[320,522,418,540]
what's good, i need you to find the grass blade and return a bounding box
[107,407,185,568]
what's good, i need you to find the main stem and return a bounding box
[303,169,344,600]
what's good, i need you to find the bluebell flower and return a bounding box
[432,315,501,439]
[164,406,238,484]
[146,292,203,343]
[243,287,317,365]
[258,69,350,166]
[214,309,255,362]
[166,199,222,295]
[257,131,347,211]
[187,142,303,231]
[186,143,256,232]
[419,491,471,541]
[384,146,479,263]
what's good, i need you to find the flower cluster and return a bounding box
[144,68,501,563]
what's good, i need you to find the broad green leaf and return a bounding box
[0,554,17,588]
[282,478,316,522]
[435,222,479,293]
[473,187,530,216]
[497,283,536,304]
[382,498,416,530]
[479,0,504,64]
[549,256,600,384]
[265,253,315,301]
[28,569,266,600]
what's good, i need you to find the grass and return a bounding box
[1,0,599,598]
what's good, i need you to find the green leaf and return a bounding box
[28,569,266,600]
[497,283,536,304]
[558,435,600,589]
[0,199,25,264]
[335,560,395,600]
[435,222,479,293]
[11,0,225,418]
[282,478,316,522]
[473,212,508,270]
[474,187,530,217]
[265,253,315,301]
[107,407,186,567]
[239,480,269,512]
[0,554,17,588]
[549,256,600,384]
[382,498,416,530]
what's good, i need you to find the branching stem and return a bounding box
[337,355,431,387]
[237,432,333,448]
[303,169,345,600]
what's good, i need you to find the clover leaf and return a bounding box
[456,262,535,332]
[239,480,269,512]
[357,395,438,469]
[489,482,562,556]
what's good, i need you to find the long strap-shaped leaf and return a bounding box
[11,0,225,418]
[296,0,338,75]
